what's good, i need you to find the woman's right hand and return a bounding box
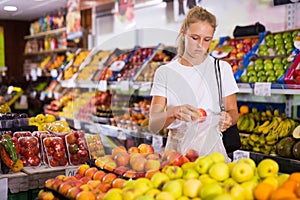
[171,104,200,122]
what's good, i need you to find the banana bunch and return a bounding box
[254,116,281,134]
[237,114,256,132]
[278,118,296,138]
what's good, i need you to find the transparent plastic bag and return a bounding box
[166,114,230,162]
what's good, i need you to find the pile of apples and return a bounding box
[94,143,198,179]
[103,153,286,200]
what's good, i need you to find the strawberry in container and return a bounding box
[43,136,68,167]
[85,134,105,160]
[13,131,32,139]
[18,136,41,167]
[65,130,89,165]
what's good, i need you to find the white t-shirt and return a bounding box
[150,55,239,129]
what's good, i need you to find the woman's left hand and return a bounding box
[219,111,232,132]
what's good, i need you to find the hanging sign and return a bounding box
[66,0,82,41]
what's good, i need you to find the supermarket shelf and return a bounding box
[237,83,300,95]
[24,27,67,40]
[24,48,70,56]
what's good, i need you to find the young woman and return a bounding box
[149,6,239,157]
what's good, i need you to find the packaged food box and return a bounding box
[18,136,41,167]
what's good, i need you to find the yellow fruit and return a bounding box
[29,117,36,124]
[239,105,249,115]
[35,114,45,124]
[45,114,56,123]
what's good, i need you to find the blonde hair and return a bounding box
[177,6,217,56]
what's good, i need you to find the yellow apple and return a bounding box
[162,179,183,199]
[150,172,170,189]
[209,152,226,163]
[155,191,175,200]
[199,182,224,199]
[195,156,213,174]
[208,162,230,181]
[231,162,254,183]
[103,188,123,200]
[183,178,202,198]
[257,159,279,179]
[134,177,154,194]
[182,168,199,179]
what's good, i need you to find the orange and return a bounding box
[289,172,300,183]
[270,188,297,200]
[76,190,96,200]
[254,182,276,200]
[281,180,298,193]
[239,105,249,115]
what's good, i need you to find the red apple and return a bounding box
[114,151,130,166]
[123,169,137,179]
[185,149,199,162]
[66,186,81,199]
[114,166,129,176]
[112,178,127,189]
[45,178,55,189]
[92,170,106,181]
[77,164,90,175]
[96,182,111,193]
[101,173,118,186]
[166,151,184,166]
[111,146,127,158]
[138,143,154,154]
[127,146,140,154]
[130,155,147,172]
[84,167,98,179]
[145,159,161,171]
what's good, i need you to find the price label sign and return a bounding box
[65,167,79,177]
[254,82,271,96]
[0,178,8,200]
[233,150,250,162]
[97,80,107,92]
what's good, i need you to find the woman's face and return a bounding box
[183,21,214,61]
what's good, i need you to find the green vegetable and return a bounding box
[0,135,18,162]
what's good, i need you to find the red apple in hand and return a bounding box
[197,108,207,122]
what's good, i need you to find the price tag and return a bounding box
[65,167,79,177]
[233,150,250,162]
[0,178,8,200]
[37,68,42,77]
[20,95,27,105]
[254,82,271,96]
[120,80,129,91]
[97,80,107,92]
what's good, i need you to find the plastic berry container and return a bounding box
[65,130,89,165]
[43,136,68,167]
[18,136,42,167]
[85,134,105,160]
[13,131,32,139]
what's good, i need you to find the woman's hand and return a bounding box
[219,111,233,132]
[171,104,199,122]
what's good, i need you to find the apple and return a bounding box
[103,188,123,200]
[161,149,176,161]
[155,191,175,200]
[112,178,127,189]
[111,146,127,158]
[262,176,279,189]
[145,159,161,171]
[84,167,98,179]
[45,178,55,189]
[184,149,199,162]
[183,178,202,198]
[114,166,129,176]
[123,169,137,179]
[208,162,230,181]
[138,143,154,154]
[92,170,106,181]
[79,183,93,191]
[58,182,73,195]
[134,177,154,194]
[257,159,279,179]
[166,151,184,166]
[199,182,224,199]
[237,158,256,171]
[165,165,183,180]
[229,183,245,200]
[198,174,217,184]
[66,186,81,199]
[212,193,234,200]
[197,108,207,118]
[38,190,55,200]
[122,187,143,200]
[102,173,118,186]
[128,146,140,154]
[146,152,161,160]
[181,162,196,171]
[162,179,183,199]
[223,178,238,189]
[195,156,213,174]
[240,179,259,200]
[145,169,160,179]
[209,152,226,163]
[150,172,170,189]
[131,155,147,172]
[51,179,64,191]
[231,162,254,183]
[103,160,117,172]
[182,168,199,179]
[145,188,161,197]
[77,164,90,175]
[97,182,111,193]
[114,151,130,166]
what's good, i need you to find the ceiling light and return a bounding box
[3,6,17,12]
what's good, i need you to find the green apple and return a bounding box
[292,30,299,38]
[122,187,143,200]
[248,76,258,83]
[273,63,284,71]
[240,179,258,200]
[275,39,284,46]
[247,70,256,77]
[247,65,255,71]
[136,196,155,200]
[162,179,183,199]
[265,70,275,77]
[104,188,123,200]
[256,159,279,179]
[263,59,272,64]
[258,76,267,82]
[134,177,154,194]
[281,57,288,65]
[208,162,230,182]
[144,188,160,197]
[258,51,269,57]
[240,75,249,83]
[181,162,196,171]
[276,48,286,56]
[254,64,264,72]
[282,31,292,39]
[212,194,234,200]
[264,62,273,71]
[195,156,213,174]
[199,182,224,200]
[267,76,277,83]
[229,184,246,200]
[183,178,202,198]
[165,166,183,180]
[265,34,274,41]
[276,173,290,187]
[150,172,170,189]
[257,71,266,77]
[272,57,282,64]
[255,58,263,65]
[231,162,254,183]
[266,40,275,48]
[155,191,175,200]
[177,196,189,200]
[275,69,285,78]
[183,168,199,179]
[199,174,217,184]
[237,158,256,171]
[209,152,226,163]
[223,178,238,189]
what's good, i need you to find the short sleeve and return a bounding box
[220,60,239,97]
[150,66,167,98]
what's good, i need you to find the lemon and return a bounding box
[45,114,56,123]
[35,114,45,124]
